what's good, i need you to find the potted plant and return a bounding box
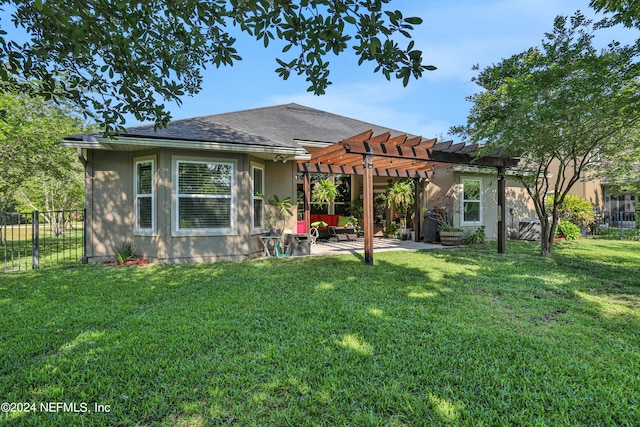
[439,224,465,246]
[311,178,339,209]
[379,179,414,239]
[384,221,400,239]
[268,195,293,236]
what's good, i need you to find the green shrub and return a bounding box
[463,226,487,245]
[439,224,463,232]
[113,241,136,264]
[556,220,580,240]
[545,194,595,229]
[385,221,399,237]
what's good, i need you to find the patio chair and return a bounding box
[310,220,327,245]
[309,227,319,245]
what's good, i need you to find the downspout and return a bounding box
[76,147,88,168]
[76,148,89,263]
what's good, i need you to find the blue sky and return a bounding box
[4,0,637,139]
[151,0,636,140]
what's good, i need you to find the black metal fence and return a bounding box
[1,210,86,272]
[591,211,640,241]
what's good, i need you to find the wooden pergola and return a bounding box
[298,130,519,265]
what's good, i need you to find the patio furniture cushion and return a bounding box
[309,214,355,240]
[337,215,351,226]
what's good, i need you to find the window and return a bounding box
[462,179,482,224]
[334,174,352,215]
[252,165,264,231]
[174,159,236,235]
[134,156,155,235]
[310,173,329,214]
[306,173,351,214]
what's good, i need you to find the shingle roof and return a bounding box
[125,103,412,149]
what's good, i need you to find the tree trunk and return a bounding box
[540,218,554,257]
[539,209,561,257]
[540,235,553,257]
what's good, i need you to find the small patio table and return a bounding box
[260,235,280,257]
[260,235,291,257]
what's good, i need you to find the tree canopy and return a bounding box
[0,92,88,212]
[0,0,434,132]
[589,0,640,28]
[452,12,640,257]
[589,0,640,191]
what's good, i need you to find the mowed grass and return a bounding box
[1,240,639,426]
[2,228,85,272]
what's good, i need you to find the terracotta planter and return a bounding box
[440,231,464,246]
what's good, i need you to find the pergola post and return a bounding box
[303,170,311,232]
[363,152,374,265]
[497,166,506,254]
[413,177,421,242]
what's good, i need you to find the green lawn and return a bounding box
[1,240,639,426]
[2,231,84,272]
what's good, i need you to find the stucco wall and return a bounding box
[427,168,538,240]
[85,148,295,263]
[85,150,136,260]
[263,160,298,234]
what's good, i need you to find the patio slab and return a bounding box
[310,237,455,257]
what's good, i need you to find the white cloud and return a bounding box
[408,0,597,82]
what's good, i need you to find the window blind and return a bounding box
[252,166,264,229]
[176,160,234,231]
[135,160,154,231]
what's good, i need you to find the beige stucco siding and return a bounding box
[85,148,296,263]
[85,150,136,260]
[427,168,539,240]
[263,159,299,235]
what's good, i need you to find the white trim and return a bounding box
[461,178,483,225]
[133,155,156,236]
[295,139,333,148]
[62,135,308,157]
[251,162,265,233]
[171,156,238,237]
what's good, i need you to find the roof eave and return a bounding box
[61,135,308,157]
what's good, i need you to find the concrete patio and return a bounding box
[309,237,454,257]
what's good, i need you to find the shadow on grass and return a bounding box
[1,241,639,426]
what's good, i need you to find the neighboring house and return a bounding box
[599,181,638,227]
[61,103,609,264]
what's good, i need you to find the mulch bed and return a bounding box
[102,259,151,267]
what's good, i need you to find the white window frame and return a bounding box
[251,163,265,232]
[134,155,156,236]
[172,156,237,236]
[461,178,482,225]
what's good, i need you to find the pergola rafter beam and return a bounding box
[428,151,519,168]
[300,131,519,265]
[297,162,430,178]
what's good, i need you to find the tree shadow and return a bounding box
[1,244,638,425]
